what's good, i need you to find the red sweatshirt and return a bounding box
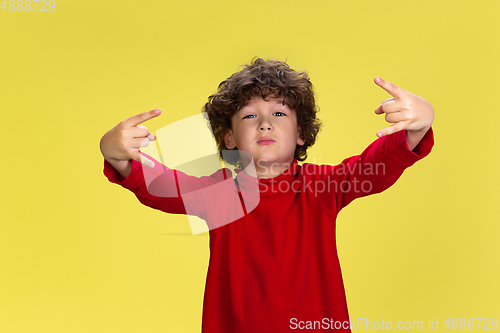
[103,127,434,332]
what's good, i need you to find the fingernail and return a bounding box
[377,131,383,137]
[150,162,155,168]
[375,77,380,83]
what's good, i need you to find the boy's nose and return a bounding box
[259,119,273,131]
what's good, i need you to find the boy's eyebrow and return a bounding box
[242,98,287,108]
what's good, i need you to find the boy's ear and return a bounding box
[297,128,305,146]
[224,129,236,149]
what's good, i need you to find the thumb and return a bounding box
[130,149,155,168]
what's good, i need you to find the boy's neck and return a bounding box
[242,157,295,179]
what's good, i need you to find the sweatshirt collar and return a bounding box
[234,158,300,195]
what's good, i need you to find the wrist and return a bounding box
[411,125,431,133]
[105,158,133,179]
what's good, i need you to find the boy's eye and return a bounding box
[242,112,286,119]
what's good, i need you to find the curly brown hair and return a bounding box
[202,56,323,169]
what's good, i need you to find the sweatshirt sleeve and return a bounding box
[318,127,434,215]
[102,151,225,220]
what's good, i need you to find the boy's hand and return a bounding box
[100,108,161,168]
[373,77,434,145]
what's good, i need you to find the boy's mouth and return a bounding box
[257,137,276,144]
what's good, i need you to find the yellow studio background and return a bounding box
[0,0,498,332]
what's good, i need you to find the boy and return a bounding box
[100,57,434,332]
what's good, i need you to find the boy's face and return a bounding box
[224,95,305,170]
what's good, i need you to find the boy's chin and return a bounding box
[236,150,293,167]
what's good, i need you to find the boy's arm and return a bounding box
[318,126,434,214]
[333,76,435,207]
[103,151,217,219]
[317,75,435,215]
[101,109,230,221]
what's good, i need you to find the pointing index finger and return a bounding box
[125,108,161,127]
[374,77,404,99]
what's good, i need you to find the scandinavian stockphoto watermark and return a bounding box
[253,157,386,196]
